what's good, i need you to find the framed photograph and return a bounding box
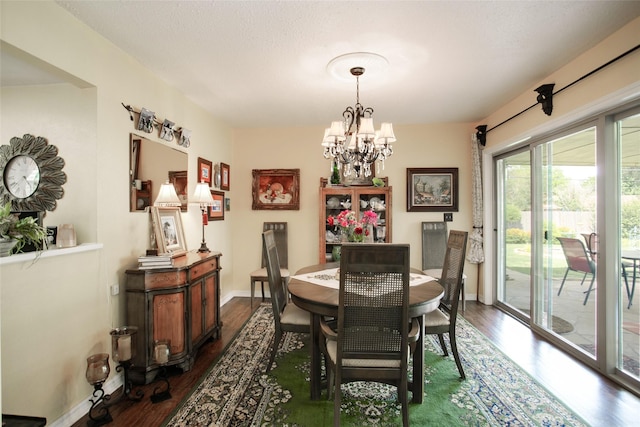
[252,168,300,210]
[406,167,458,212]
[220,162,230,191]
[151,207,188,257]
[225,197,230,211]
[168,170,188,212]
[197,157,213,185]
[208,190,225,221]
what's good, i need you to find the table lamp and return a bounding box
[192,181,214,252]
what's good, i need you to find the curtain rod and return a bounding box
[476,43,640,146]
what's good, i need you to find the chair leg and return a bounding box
[437,334,448,356]
[261,281,266,301]
[334,374,341,426]
[557,268,570,296]
[449,331,466,380]
[400,376,409,427]
[250,278,255,308]
[583,275,596,305]
[266,329,282,373]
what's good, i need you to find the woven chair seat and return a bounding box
[280,303,310,326]
[250,267,290,279]
[325,340,401,368]
[424,307,449,327]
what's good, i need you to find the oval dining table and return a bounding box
[288,262,444,404]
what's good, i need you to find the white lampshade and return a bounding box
[377,122,396,143]
[322,128,332,146]
[328,121,346,142]
[191,182,214,206]
[357,117,376,138]
[154,181,182,207]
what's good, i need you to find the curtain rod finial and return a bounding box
[475,125,487,146]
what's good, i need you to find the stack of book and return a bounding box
[138,254,173,270]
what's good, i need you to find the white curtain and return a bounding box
[467,133,484,264]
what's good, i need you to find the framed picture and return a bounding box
[252,168,300,210]
[220,162,230,191]
[197,157,213,185]
[208,190,225,221]
[406,167,458,212]
[151,207,188,257]
[168,170,188,212]
[225,197,230,211]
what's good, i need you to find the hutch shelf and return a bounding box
[318,178,392,263]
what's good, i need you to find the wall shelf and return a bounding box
[0,243,103,266]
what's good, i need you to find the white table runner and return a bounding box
[291,267,436,290]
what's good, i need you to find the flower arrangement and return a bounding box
[327,209,378,243]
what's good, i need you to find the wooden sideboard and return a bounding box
[125,251,222,384]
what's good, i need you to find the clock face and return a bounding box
[4,155,40,199]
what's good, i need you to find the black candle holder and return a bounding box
[150,339,172,403]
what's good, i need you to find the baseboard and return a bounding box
[48,375,122,427]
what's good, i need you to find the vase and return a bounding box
[364,224,374,243]
[0,238,18,257]
[332,246,341,261]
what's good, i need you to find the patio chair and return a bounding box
[557,237,596,305]
[262,229,309,373]
[422,222,466,310]
[423,230,468,380]
[319,243,418,427]
[251,222,289,307]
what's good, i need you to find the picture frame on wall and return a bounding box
[197,157,213,185]
[208,190,225,221]
[168,170,188,212]
[252,168,300,210]
[220,162,230,190]
[406,167,458,212]
[151,206,188,257]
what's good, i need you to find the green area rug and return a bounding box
[163,304,587,426]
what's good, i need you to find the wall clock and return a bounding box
[0,134,67,212]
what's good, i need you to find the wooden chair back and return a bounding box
[422,221,448,270]
[338,243,410,365]
[439,230,468,314]
[261,222,288,268]
[263,230,287,326]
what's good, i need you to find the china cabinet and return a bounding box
[125,251,221,384]
[318,178,392,263]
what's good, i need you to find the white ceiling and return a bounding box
[4,1,640,129]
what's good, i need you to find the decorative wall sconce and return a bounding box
[121,103,190,148]
[535,83,555,116]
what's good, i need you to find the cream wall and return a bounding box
[1,1,233,424]
[230,123,477,299]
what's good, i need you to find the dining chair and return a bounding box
[421,222,467,310]
[319,243,418,427]
[251,222,289,308]
[262,229,309,373]
[557,237,596,305]
[423,230,468,380]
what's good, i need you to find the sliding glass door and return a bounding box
[617,108,640,381]
[494,104,640,391]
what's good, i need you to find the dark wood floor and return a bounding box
[71,299,640,426]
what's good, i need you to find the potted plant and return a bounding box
[0,202,47,256]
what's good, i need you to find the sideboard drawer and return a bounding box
[144,270,187,290]
[190,258,218,280]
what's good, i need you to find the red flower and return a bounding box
[354,226,363,236]
[327,216,335,226]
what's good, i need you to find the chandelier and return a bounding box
[322,66,395,179]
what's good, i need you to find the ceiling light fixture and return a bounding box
[322,57,395,179]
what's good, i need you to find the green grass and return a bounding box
[505,243,569,279]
